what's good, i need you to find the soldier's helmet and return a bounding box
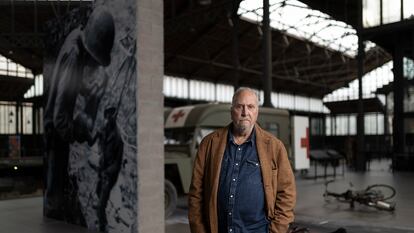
[82,7,115,67]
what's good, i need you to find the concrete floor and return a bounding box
[1,159,414,233]
[166,159,414,233]
[293,159,414,233]
[0,197,95,233]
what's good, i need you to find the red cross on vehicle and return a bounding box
[172,110,185,123]
[300,127,309,159]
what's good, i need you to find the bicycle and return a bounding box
[323,180,396,211]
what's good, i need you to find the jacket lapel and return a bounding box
[210,127,228,187]
[255,125,272,186]
[209,126,229,233]
[255,125,274,217]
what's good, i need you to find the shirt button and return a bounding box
[229,212,232,215]
[232,178,236,181]
[238,148,241,151]
[229,229,233,232]
[235,163,239,166]
[230,195,233,198]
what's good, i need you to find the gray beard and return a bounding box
[233,124,252,136]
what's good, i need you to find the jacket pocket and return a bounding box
[271,166,278,201]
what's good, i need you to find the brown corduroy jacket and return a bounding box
[188,124,296,233]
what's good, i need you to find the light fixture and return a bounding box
[228,17,234,27]
[306,44,312,55]
[282,35,290,46]
[198,0,212,6]
[257,25,263,36]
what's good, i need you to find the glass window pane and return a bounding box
[377,114,384,134]
[325,116,332,136]
[363,0,381,27]
[295,96,309,111]
[271,93,278,108]
[336,115,349,135]
[404,87,414,112]
[349,115,356,135]
[383,0,401,24]
[311,117,324,136]
[365,114,373,135]
[6,105,16,134]
[364,113,384,135]
[23,105,33,135]
[404,57,414,80]
[403,0,414,19]
[279,93,294,109]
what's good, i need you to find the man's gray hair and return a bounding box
[231,87,259,106]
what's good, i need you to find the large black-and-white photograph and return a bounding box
[43,1,137,232]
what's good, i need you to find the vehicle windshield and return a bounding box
[196,128,216,145]
[164,127,195,146]
[164,127,217,146]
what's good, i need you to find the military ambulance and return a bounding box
[163,103,292,216]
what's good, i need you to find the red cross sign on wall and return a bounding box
[300,127,309,159]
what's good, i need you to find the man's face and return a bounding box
[231,90,259,134]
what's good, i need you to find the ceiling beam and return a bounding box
[186,23,254,78]
[169,53,330,89]
[0,33,44,48]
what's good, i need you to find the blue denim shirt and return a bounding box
[217,127,268,233]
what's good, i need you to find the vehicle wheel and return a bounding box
[165,179,178,217]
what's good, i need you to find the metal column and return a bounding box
[356,1,366,171]
[231,2,240,91]
[262,0,272,107]
[392,36,405,155]
[356,37,366,171]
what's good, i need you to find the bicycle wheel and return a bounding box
[364,184,396,201]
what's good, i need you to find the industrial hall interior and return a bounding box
[0,0,414,233]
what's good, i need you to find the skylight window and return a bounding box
[238,0,374,57]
